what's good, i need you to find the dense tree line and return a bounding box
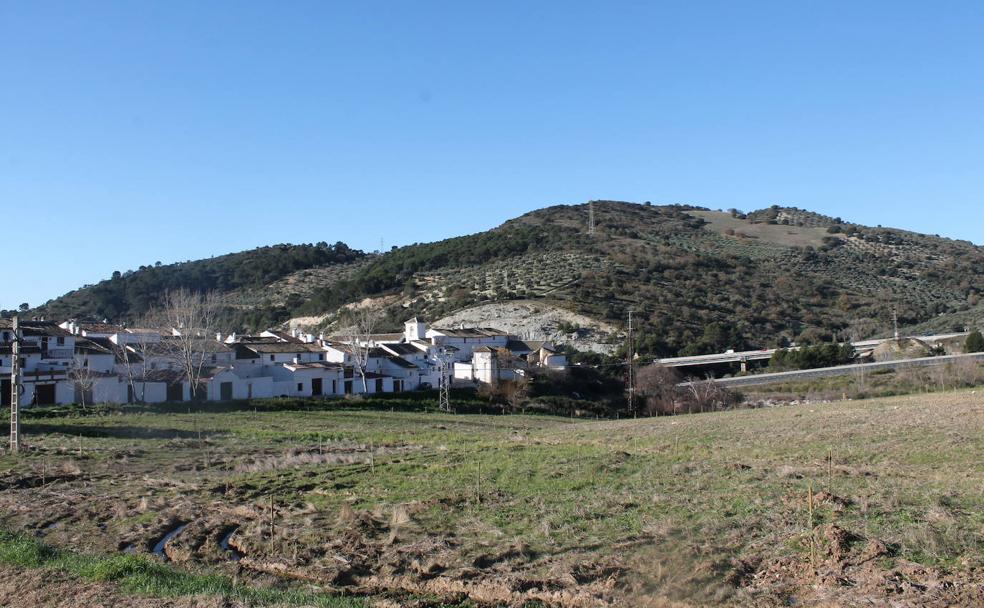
[39,242,362,322]
[770,343,856,371]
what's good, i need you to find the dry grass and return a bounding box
[0,392,981,607]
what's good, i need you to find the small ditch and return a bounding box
[219,527,244,561]
[152,523,188,561]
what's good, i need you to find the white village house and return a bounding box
[3,316,566,407]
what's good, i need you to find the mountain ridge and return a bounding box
[25,201,984,357]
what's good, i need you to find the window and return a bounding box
[297,382,303,391]
[318,354,323,360]
[270,355,275,361]
[57,337,65,346]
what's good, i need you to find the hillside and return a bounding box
[30,201,984,357]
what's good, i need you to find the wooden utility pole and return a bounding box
[627,310,635,417]
[10,316,21,454]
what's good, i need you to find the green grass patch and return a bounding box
[0,529,364,607]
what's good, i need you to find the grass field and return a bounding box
[0,392,981,607]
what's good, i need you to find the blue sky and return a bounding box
[2,1,983,309]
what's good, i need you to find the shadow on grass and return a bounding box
[21,423,203,440]
[12,389,503,421]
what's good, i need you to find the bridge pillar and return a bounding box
[740,358,748,374]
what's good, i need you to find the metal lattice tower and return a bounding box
[588,201,595,236]
[10,316,21,454]
[438,349,452,413]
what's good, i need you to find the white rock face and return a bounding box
[434,300,619,355]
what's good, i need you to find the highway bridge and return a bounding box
[687,351,984,389]
[655,333,968,373]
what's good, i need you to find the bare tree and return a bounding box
[160,289,219,401]
[683,375,739,414]
[636,364,681,416]
[854,362,867,394]
[502,375,530,413]
[118,323,159,404]
[69,357,96,409]
[340,306,383,393]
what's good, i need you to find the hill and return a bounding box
[29,201,984,357]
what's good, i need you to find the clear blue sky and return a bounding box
[3,1,983,309]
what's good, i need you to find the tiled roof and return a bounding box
[263,330,304,344]
[79,323,123,334]
[284,361,344,371]
[431,327,509,339]
[385,356,418,369]
[243,342,325,354]
[143,338,233,356]
[382,343,420,356]
[75,338,113,355]
[506,339,546,353]
[0,320,73,338]
[143,369,188,384]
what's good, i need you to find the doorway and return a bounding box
[311,378,323,397]
[220,382,233,401]
[166,383,183,402]
[35,384,56,406]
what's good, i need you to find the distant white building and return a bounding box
[4,314,572,407]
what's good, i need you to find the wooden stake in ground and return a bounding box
[476,461,482,505]
[827,448,833,491]
[269,495,276,547]
[808,482,817,570]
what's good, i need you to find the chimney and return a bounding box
[216,332,223,342]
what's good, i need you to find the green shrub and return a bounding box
[966,330,984,353]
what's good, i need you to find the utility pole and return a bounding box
[438,348,451,413]
[10,316,21,454]
[626,310,635,417]
[892,308,900,342]
[588,201,596,237]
